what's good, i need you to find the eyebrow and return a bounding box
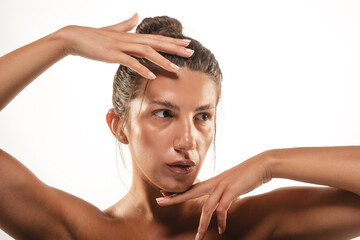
[150,100,214,112]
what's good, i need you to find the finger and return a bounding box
[156,182,210,206]
[142,38,194,58]
[114,33,194,58]
[197,187,224,240]
[216,191,235,235]
[118,53,156,80]
[103,13,139,32]
[160,190,177,197]
[120,43,181,72]
[124,32,192,47]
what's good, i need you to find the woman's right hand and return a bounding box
[0,13,193,110]
[58,13,193,79]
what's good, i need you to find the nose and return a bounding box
[173,117,196,153]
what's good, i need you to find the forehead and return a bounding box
[142,69,218,108]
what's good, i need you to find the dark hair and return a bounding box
[112,16,222,170]
[113,15,222,121]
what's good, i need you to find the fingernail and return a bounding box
[182,39,191,46]
[156,197,165,203]
[218,226,223,235]
[185,48,194,55]
[148,71,156,79]
[195,232,200,240]
[170,63,180,71]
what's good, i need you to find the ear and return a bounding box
[106,108,129,144]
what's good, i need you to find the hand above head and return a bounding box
[0,13,194,111]
[59,13,194,79]
[156,152,272,240]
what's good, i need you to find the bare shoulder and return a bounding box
[0,148,118,239]
[48,187,112,239]
[223,186,360,240]
[55,191,160,240]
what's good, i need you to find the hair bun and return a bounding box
[136,16,183,37]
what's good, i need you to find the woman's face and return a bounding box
[123,69,218,192]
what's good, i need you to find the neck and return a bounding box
[124,168,192,223]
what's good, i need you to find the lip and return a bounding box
[166,160,196,174]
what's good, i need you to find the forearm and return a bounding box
[0,29,67,111]
[267,146,360,196]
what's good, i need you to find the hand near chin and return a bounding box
[156,152,272,240]
[57,13,193,79]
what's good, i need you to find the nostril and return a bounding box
[174,141,196,151]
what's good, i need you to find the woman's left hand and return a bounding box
[156,152,272,240]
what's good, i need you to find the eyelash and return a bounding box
[195,112,210,121]
[153,110,211,121]
[154,109,173,118]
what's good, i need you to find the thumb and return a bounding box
[103,13,139,32]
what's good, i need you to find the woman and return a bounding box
[0,13,360,240]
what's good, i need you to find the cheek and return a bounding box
[198,126,215,159]
[128,120,172,162]
[129,120,215,162]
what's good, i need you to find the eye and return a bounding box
[154,109,173,118]
[195,113,210,121]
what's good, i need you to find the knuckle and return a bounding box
[153,34,168,42]
[216,206,226,214]
[226,185,238,195]
[121,57,134,66]
[168,196,179,204]
[223,182,235,192]
[128,58,140,67]
[141,45,153,54]
[162,59,172,68]
[204,184,214,195]
[202,205,212,215]
[197,227,206,236]
[137,63,148,71]
[217,181,227,190]
[122,58,148,77]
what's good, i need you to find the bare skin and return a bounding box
[1,14,360,240]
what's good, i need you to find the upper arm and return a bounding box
[225,186,360,240]
[0,148,73,239]
[271,187,360,240]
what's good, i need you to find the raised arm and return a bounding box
[0,14,193,239]
[269,146,360,196]
[157,146,360,240]
[0,13,193,111]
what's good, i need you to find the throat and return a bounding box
[104,166,202,224]
[105,187,202,225]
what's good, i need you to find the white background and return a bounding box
[1,0,360,239]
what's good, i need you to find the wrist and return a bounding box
[261,149,282,181]
[51,26,75,57]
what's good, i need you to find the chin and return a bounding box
[167,186,188,193]
[161,180,194,193]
